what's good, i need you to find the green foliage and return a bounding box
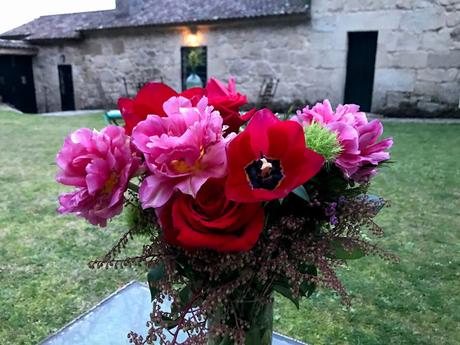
[124,200,156,236]
[274,265,317,309]
[273,280,299,309]
[187,48,204,71]
[147,262,165,301]
[125,202,141,229]
[327,238,366,260]
[305,122,342,161]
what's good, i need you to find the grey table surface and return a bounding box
[39,281,306,345]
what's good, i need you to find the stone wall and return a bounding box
[32,0,460,115]
[32,27,183,112]
[310,0,460,115]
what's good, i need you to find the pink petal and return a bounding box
[139,175,175,209]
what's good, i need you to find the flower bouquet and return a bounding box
[55,77,394,345]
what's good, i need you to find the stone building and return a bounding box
[0,0,459,116]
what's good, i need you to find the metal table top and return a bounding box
[39,281,306,345]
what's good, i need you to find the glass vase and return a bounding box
[207,298,273,345]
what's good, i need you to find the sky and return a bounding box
[0,0,116,34]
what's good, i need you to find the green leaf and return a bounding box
[292,185,310,202]
[178,285,193,305]
[245,328,262,345]
[328,238,366,260]
[300,280,316,298]
[273,281,299,309]
[161,315,180,330]
[299,265,317,298]
[147,262,165,301]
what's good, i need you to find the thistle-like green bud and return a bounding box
[304,122,342,162]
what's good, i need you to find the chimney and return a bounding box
[115,0,143,17]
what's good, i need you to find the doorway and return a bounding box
[344,31,378,112]
[0,55,37,113]
[181,46,207,91]
[58,64,75,111]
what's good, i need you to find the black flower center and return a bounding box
[245,155,284,190]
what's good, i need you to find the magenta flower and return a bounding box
[56,126,141,227]
[291,99,336,126]
[294,100,393,182]
[132,96,234,209]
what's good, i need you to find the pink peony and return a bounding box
[294,100,393,182]
[56,126,141,226]
[132,96,234,209]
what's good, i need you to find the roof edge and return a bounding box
[81,11,310,35]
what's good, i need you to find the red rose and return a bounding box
[205,77,254,133]
[158,179,265,252]
[225,109,325,203]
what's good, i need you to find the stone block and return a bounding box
[421,30,454,50]
[344,0,394,12]
[376,51,428,68]
[280,64,301,80]
[311,0,345,14]
[253,60,277,77]
[310,32,347,51]
[229,59,251,77]
[417,101,444,113]
[312,15,337,32]
[434,82,460,104]
[413,81,459,104]
[446,11,460,27]
[111,40,125,55]
[417,68,458,82]
[396,52,428,68]
[396,0,438,10]
[267,49,290,63]
[385,91,410,108]
[400,9,446,32]
[378,30,421,52]
[427,50,460,68]
[336,11,402,31]
[375,68,416,92]
[451,27,460,42]
[83,42,103,56]
[318,51,347,68]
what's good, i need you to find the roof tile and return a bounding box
[0,0,309,40]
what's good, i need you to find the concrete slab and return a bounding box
[38,110,104,116]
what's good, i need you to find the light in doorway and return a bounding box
[184,26,202,47]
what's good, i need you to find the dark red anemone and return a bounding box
[225,109,325,203]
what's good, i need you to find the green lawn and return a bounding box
[0,112,458,345]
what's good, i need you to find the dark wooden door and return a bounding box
[0,55,37,113]
[58,64,75,111]
[344,32,378,112]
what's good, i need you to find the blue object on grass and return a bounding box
[39,281,308,345]
[104,110,123,125]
